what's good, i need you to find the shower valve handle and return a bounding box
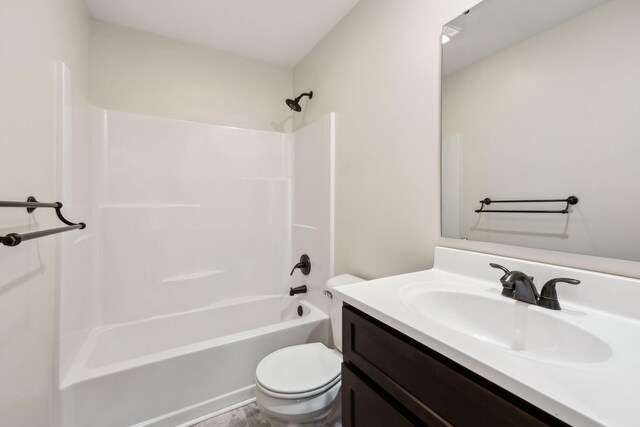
[290,254,311,276]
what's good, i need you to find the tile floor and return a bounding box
[191,402,342,427]
[191,403,272,427]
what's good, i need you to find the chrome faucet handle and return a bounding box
[538,278,580,310]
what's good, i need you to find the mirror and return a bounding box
[441,0,640,262]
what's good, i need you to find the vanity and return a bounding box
[333,247,640,426]
[341,305,564,427]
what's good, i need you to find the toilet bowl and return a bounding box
[255,274,365,426]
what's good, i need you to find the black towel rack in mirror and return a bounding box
[0,196,86,247]
[475,196,578,214]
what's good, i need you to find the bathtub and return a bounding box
[60,296,329,427]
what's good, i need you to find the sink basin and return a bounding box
[400,287,611,364]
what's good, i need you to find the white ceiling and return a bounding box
[85,0,360,67]
[443,0,610,76]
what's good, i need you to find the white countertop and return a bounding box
[332,247,640,427]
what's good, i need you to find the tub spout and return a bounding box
[289,285,307,296]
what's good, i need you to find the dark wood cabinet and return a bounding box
[341,305,569,427]
[342,364,415,427]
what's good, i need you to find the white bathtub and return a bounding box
[60,296,329,427]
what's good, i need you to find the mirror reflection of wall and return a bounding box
[441,0,640,262]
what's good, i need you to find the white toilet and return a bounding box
[255,274,365,426]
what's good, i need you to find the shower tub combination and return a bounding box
[60,297,329,427]
[55,77,337,426]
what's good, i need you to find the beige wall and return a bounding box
[293,0,479,278]
[0,0,91,425]
[91,20,294,132]
[294,0,640,280]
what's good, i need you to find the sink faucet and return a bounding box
[489,263,580,310]
[491,263,539,305]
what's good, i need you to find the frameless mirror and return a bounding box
[441,0,640,262]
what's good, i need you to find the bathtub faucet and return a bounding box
[290,254,311,276]
[289,285,307,296]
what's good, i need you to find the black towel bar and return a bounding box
[0,196,86,247]
[475,196,578,214]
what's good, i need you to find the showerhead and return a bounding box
[286,98,302,112]
[286,91,313,112]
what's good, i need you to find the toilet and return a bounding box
[255,274,365,426]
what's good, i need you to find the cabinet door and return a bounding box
[342,364,416,427]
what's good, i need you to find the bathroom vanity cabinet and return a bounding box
[341,305,568,427]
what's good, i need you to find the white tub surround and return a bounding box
[61,298,328,427]
[55,81,338,426]
[333,247,640,427]
[288,112,336,315]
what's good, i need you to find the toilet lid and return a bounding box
[256,343,341,396]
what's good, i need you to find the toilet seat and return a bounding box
[255,343,342,400]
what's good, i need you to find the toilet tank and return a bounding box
[326,274,365,352]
